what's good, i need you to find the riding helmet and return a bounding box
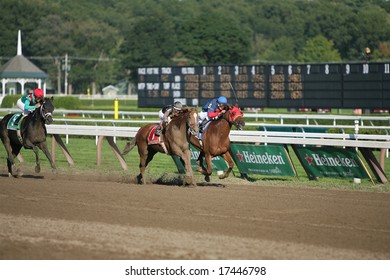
[173,101,183,110]
[217,96,227,104]
[34,88,44,98]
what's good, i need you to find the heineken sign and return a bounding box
[230,144,296,176]
[293,146,370,179]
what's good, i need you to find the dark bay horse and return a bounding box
[123,107,199,186]
[0,97,57,177]
[190,105,245,182]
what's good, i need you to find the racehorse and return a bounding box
[123,107,199,186]
[0,97,57,177]
[190,104,245,182]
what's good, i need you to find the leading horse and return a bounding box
[123,107,199,186]
[0,97,57,177]
[190,104,245,182]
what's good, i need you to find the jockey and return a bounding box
[155,101,183,136]
[198,95,228,132]
[14,88,44,125]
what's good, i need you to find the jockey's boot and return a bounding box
[155,126,162,136]
[14,114,23,126]
[198,119,208,132]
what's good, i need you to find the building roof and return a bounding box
[0,54,48,79]
[0,30,47,79]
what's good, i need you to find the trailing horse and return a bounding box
[123,107,199,186]
[0,97,57,177]
[191,104,245,182]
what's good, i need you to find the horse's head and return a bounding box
[185,107,199,136]
[228,105,245,130]
[39,97,54,124]
[169,107,199,136]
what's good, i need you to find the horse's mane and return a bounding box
[171,107,192,122]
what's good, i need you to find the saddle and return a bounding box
[147,125,168,154]
[198,120,212,138]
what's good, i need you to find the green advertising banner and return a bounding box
[172,145,228,174]
[230,144,296,176]
[190,145,228,171]
[293,146,370,179]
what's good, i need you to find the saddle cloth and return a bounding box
[7,114,23,130]
[147,126,161,145]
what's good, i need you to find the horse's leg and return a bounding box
[1,136,18,177]
[196,152,206,172]
[219,152,234,179]
[203,153,214,182]
[11,143,23,177]
[138,149,156,184]
[194,152,213,182]
[30,145,41,173]
[37,141,57,174]
[181,149,196,187]
[23,138,43,174]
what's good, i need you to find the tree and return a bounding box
[262,37,296,62]
[120,6,178,82]
[374,41,390,60]
[29,14,76,94]
[298,35,341,62]
[178,11,251,64]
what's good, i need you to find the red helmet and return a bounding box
[34,88,44,98]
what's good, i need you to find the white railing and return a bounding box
[1,108,390,125]
[45,124,390,149]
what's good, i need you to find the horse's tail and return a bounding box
[122,137,137,155]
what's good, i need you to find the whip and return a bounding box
[228,81,239,105]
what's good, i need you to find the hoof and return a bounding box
[52,168,58,174]
[205,175,210,182]
[11,165,16,176]
[16,168,23,178]
[35,165,41,173]
[184,176,196,187]
[136,174,144,184]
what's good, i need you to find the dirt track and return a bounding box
[0,172,390,260]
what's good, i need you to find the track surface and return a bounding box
[1,172,390,260]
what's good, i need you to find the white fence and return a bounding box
[46,124,390,149]
[1,108,390,126]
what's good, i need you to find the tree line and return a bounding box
[0,0,389,94]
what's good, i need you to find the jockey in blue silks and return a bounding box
[197,96,228,144]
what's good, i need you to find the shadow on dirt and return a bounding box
[0,173,44,179]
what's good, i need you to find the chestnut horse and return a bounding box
[0,97,57,177]
[190,105,245,182]
[123,107,199,186]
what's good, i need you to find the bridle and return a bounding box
[39,100,53,123]
[228,106,245,130]
[186,109,199,136]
